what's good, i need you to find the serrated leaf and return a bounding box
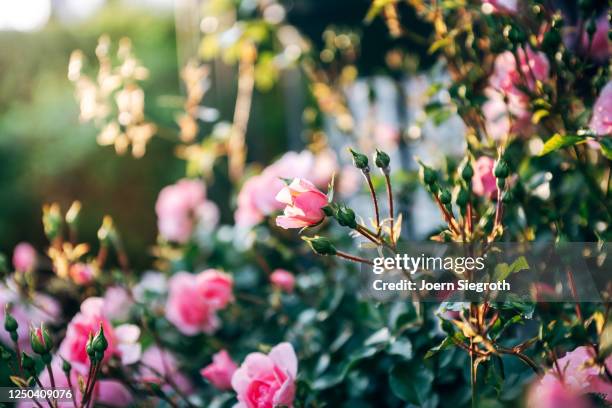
[539,134,585,156]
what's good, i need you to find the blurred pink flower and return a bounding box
[197,269,234,309]
[374,123,400,150]
[166,272,218,335]
[472,157,497,199]
[155,179,208,243]
[483,0,517,13]
[590,81,612,136]
[235,150,335,227]
[338,165,362,197]
[23,357,132,408]
[270,269,296,293]
[59,297,141,373]
[139,346,193,395]
[529,346,612,407]
[201,349,238,390]
[12,242,36,273]
[0,283,60,352]
[102,286,133,321]
[68,262,95,285]
[564,15,611,63]
[232,342,298,408]
[275,179,328,229]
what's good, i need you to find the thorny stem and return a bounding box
[64,369,78,408]
[32,372,56,408]
[384,173,396,246]
[363,171,381,233]
[335,250,373,265]
[433,195,461,235]
[498,347,542,375]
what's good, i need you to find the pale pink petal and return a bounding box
[269,342,298,378]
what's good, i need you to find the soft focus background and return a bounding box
[0,0,435,267]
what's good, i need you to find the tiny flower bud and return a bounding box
[303,236,337,256]
[86,332,95,359]
[456,188,469,208]
[21,352,36,373]
[4,307,18,333]
[374,150,390,170]
[349,149,369,170]
[494,159,509,179]
[502,190,514,204]
[460,161,474,183]
[542,30,561,53]
[30,325,53,355]
[420,164,438,186]
[507,26,526,45]
[439,189,452,205]
[586,18,597,37]
[62,358,72,374]
[335,205,357,229]
[92,325,108,353]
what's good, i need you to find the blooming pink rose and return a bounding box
[102,286,133,321]
[197,269,234,309]
[12,242,36,273]
[483,0,517,14]
[529,346,612,407]
[472,157,497,199]
[590,81,612,136]
[22,357,132,408]
[166,272,220,335]
[270,269,296,293]
[155,179,207,243]
[68,262,95,285]
[490,48,549,96]
[201,349,238,390]
[139,346,193,395]
[275,179,328,229]
[232,342,298,408]
[59,297,141,373]
[235,151,335,227]
[0,283,60,352]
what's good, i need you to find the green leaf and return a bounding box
[364,328,391,346]
[387,337,413,358]
[492,256,529,281]
[599,138,612,160]
[539,134,585,156]
[389,362,433,404]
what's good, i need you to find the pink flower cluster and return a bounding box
[155,179,219,243]
[232,342,298,408]
[59,297,141,373]
[165,269,233,335]
[529,346,612,407]
[483,47,550,139]
[235,150,336,227]
[275,178,328,229]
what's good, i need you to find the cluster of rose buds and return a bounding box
[68,35,156,158]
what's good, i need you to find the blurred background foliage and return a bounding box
[0,0,433,268]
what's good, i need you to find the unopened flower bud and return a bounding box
[420,164,438,186]
[586,18,597,37]
[507,26,526,45]
[374,150,390,171]
[542,29,561,53]
[336,206,357,229]
[349,149,369,171]
[502,190,514,204]
[86,332,95,359]
[30,324,53,355]
[456,188,469,208]
[62,358,72,374]
[460,161,474,183]
[494,159,509,179]
[92,325,108,353]
[4,307,18,333]
[439,189,452,205]
[21,352,36,373]
[303,236,337,256]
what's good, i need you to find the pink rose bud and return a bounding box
[275,178,328,229]
[200,350,238,390]
[472,157,498,199]
[12,242,36,273]
[270,269,296,293]
[196,269,234,310]
[590,81,612,136]
[232,342,297,408]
